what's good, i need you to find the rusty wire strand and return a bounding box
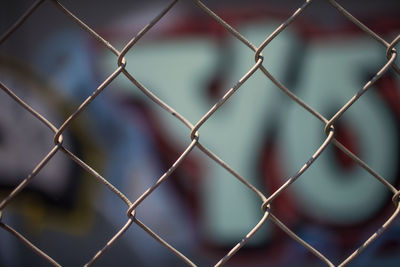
[117,0,179,67]
[127,138,198,215]
[331,139,398,194]
[270,214,335,267]
[255,0,313,61]
[50,0,120,56]
[84,218,135,267]
[121,69,195,129]
[0,0,45,45]
[262,128,335,210]
[191,0,257,52]
[0,145,61,210]
[0,0,399,266]
[54,66,125,145]
[338,202,400,267]
[196,143,267,203]
[191,57,264,139]
[215,209,271,267]
[61,147,132,207]
[327,0,390,48]
[0,222,61,267]
[134,218,197,267]
[325,52,397,135]
[0,80,58,133]
[386,34,400,75]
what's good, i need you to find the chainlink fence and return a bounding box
[0,0,400,266]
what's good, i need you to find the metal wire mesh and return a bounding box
[0,0,399,266]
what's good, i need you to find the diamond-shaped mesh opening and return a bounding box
[1,0,399,266]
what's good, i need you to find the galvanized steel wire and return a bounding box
[0,0,399,266]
